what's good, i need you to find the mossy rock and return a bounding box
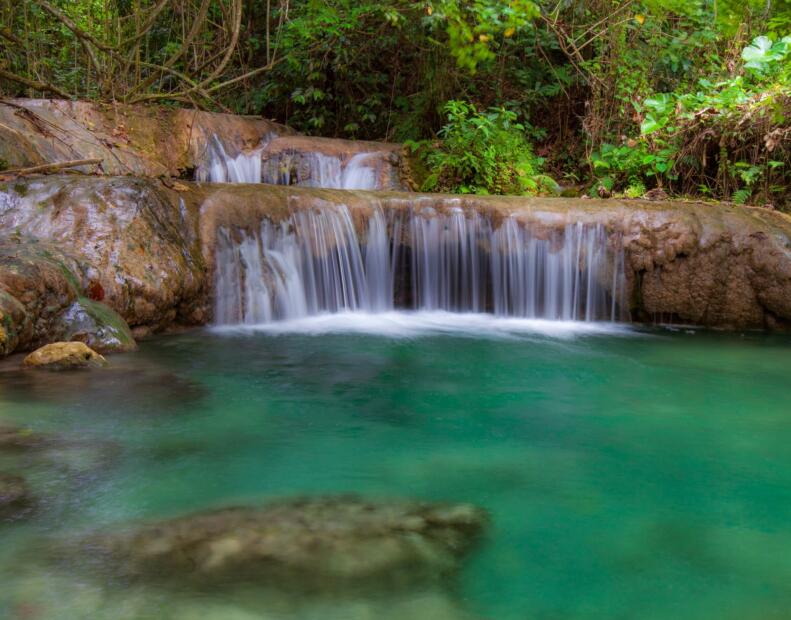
[0,290,29,356]
[54,297,137,353]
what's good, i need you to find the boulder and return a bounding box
[79,496,488,589]
[0,473,35,520]
[23,342,107,370]
[53,298,136,353]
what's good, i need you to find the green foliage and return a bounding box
[2,0,789,205]
[427,0,539,72]
[588,33,790,206]
[410,100,556,195]
[590,141,676,193]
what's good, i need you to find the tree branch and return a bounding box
[0,158,102,177]
[34,0,115,52]
[0,68,71,99]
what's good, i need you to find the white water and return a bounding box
[196,134,380,189]
[261,152,378,189]
[195,135,265,184]
[214,205,626,325]
[211,311,635,340]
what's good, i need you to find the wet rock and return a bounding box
[79,496,488,589]
[0,472,35,520]
[53,298,137,353]
[0,240,79,350]
[23,342,107,370]
[0,362,206,412]
[260,135,407,191]
[0,179,207,341]
[0,240,137,355]
[0,289,27,356]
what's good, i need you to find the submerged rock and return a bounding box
[23,342,107,370]
[0,472,35,520]
[79,496,487,589]
[0,425,53,451]
[0,365,206,413]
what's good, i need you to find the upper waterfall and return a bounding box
[213,205,625,325]
[196,134,384,189]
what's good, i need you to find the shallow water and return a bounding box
[2,313,791,619]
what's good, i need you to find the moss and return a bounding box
[13,183,28,197]
[33,249,81,295]
[75,297,136,351]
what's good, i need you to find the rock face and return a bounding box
[0,473,35,520]
[0,99,408,189]
[23,342,107,370]
[0,239,137,354]
[0,99,292,177]
[0,177,207,344]
[81,496,488,588]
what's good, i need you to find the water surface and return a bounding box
[1,313,790,619]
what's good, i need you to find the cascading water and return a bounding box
[196,133,380,189]
[214,205,625,325]
[195,135,266,184]
[261,152,378,189]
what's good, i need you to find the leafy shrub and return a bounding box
[589,35,790,207]
[408,100,557,195]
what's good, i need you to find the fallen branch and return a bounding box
[0,158,103,177]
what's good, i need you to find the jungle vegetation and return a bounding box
[0,0,789,206]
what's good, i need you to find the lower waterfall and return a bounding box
[214,205,625,324]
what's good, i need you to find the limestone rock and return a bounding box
[0,179,207,339]
[23,342,107,370]
[0,98,292,176]
[0,473,35,520]
[0,241,79,348]
[79,496,488,589]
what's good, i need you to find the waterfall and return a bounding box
[261,152,378,189]
[195,135,265,184]
[196,134,380,189]
[214,205,625,324]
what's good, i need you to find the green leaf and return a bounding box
[640,115,665,135]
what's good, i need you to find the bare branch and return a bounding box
[0,158,102,177]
